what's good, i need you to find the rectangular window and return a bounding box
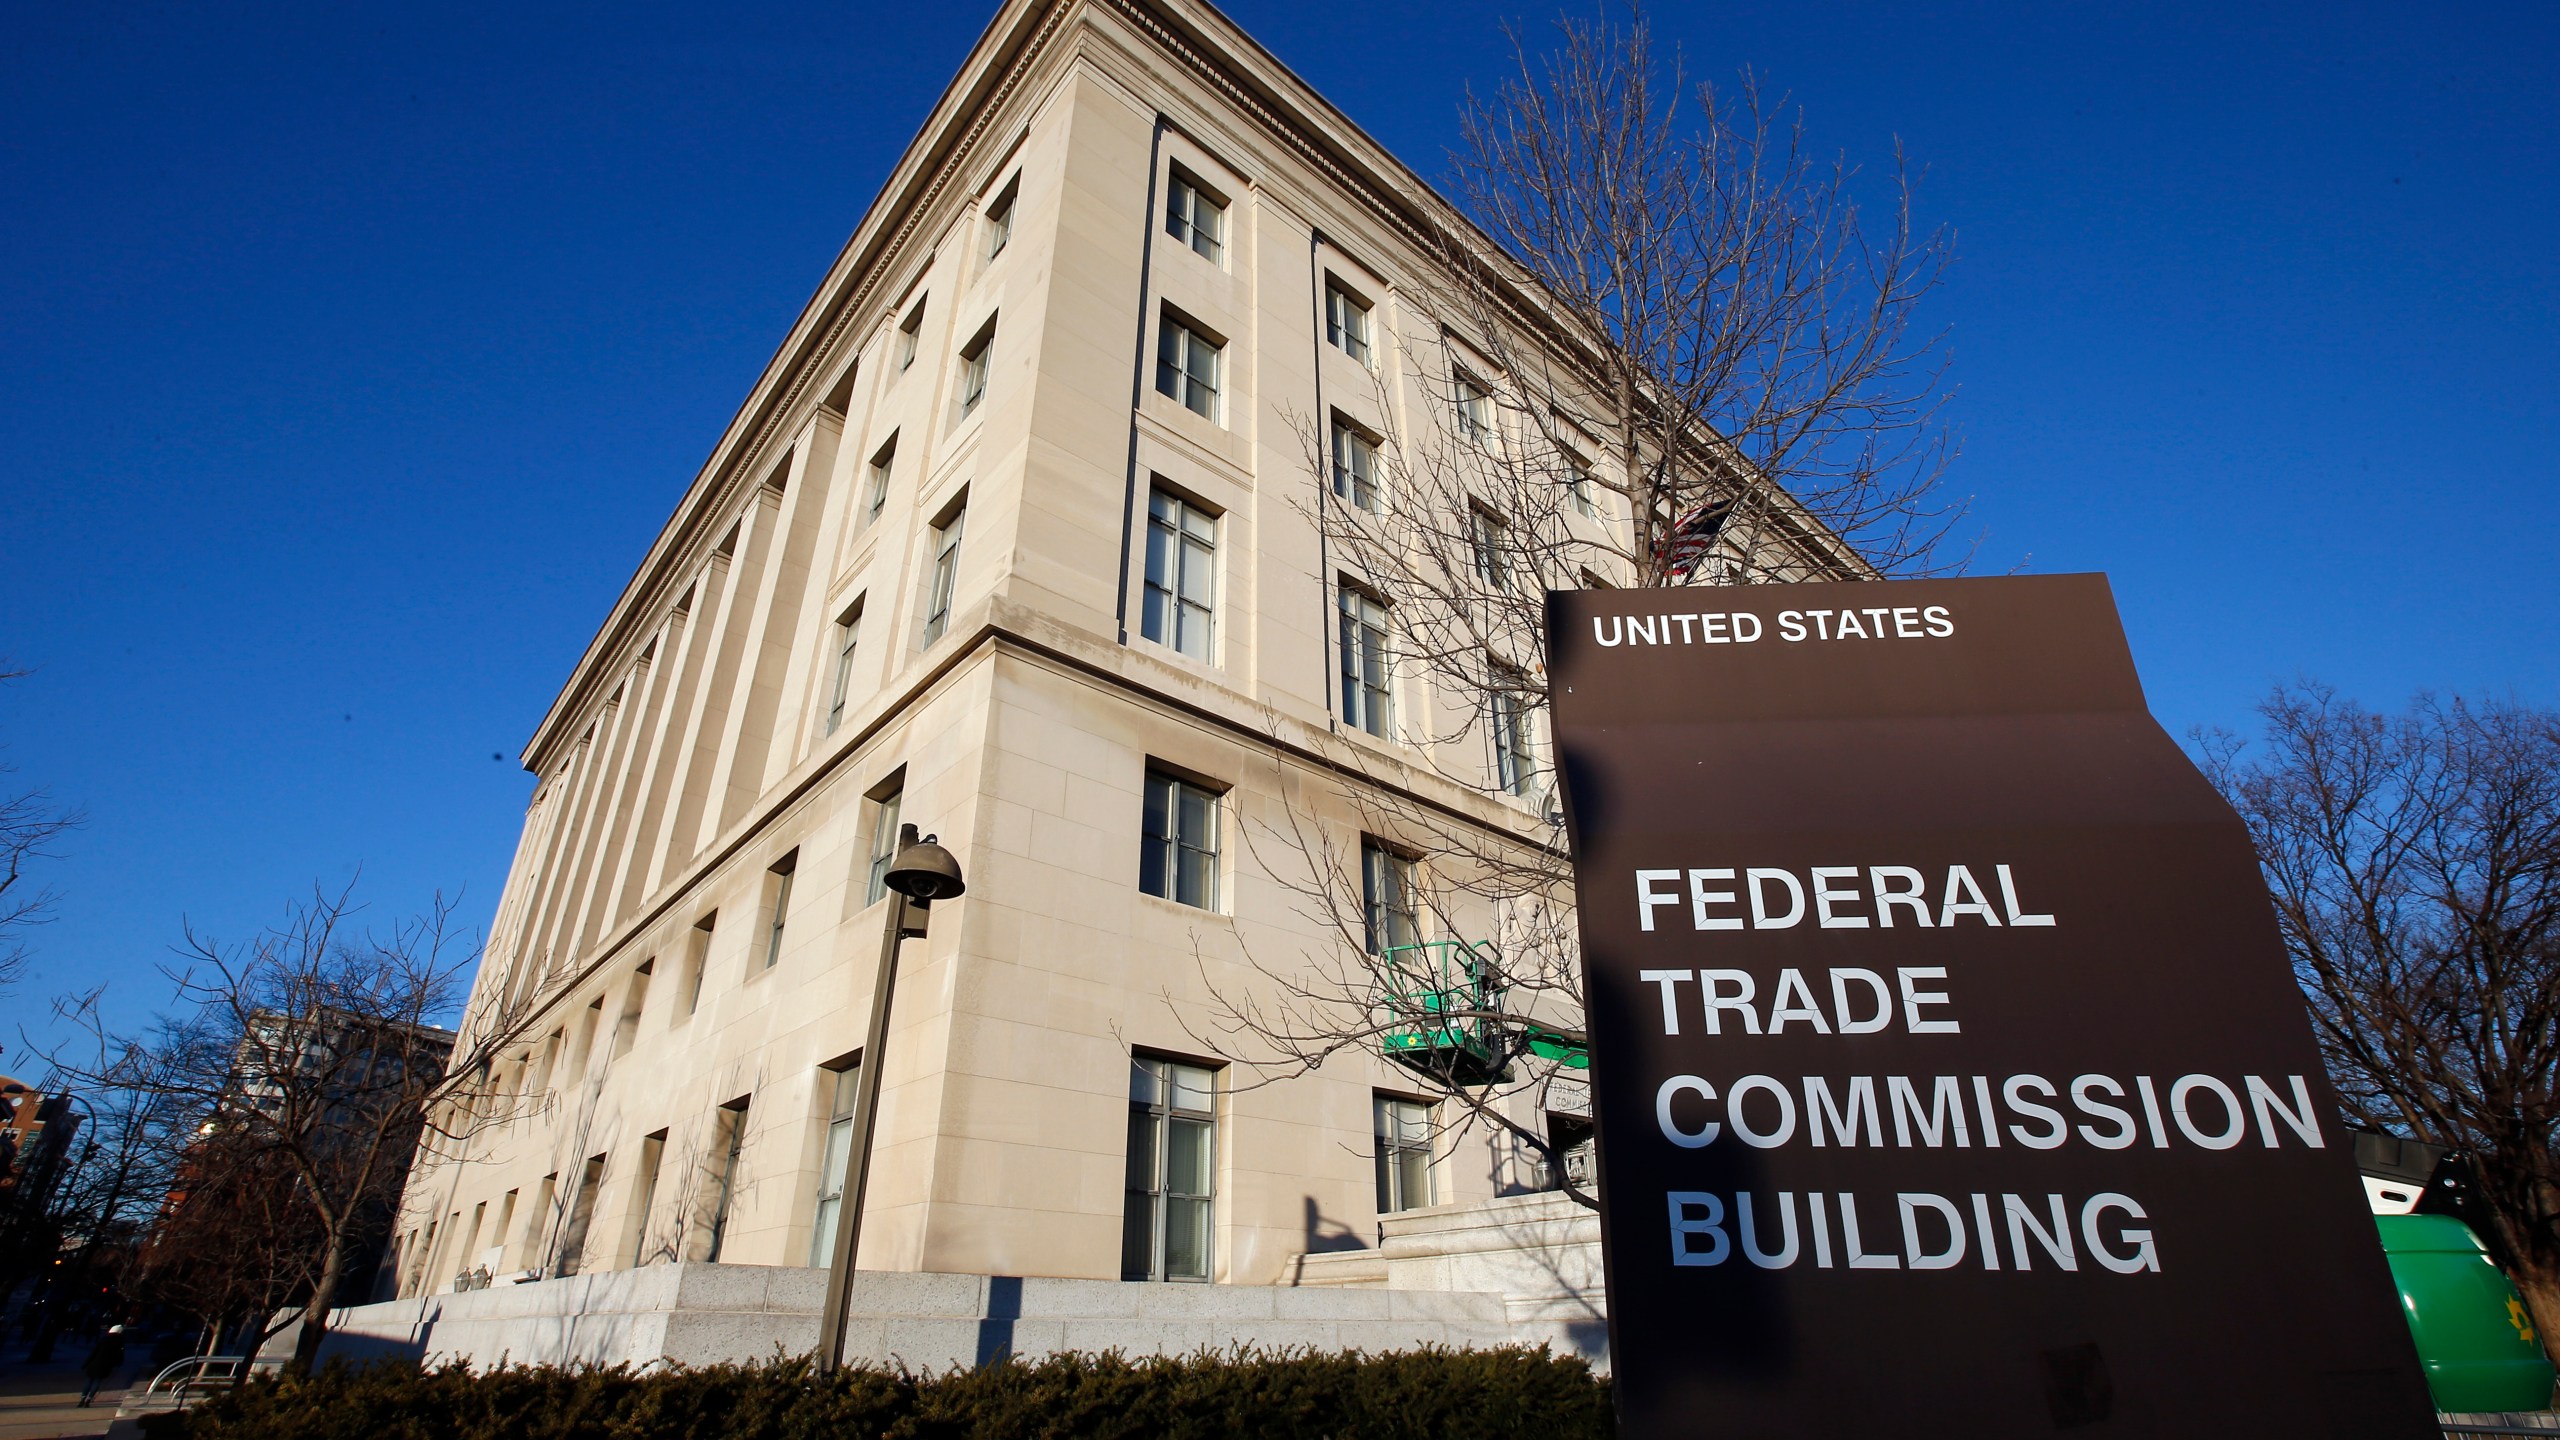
[610,960,652,1062]
[570,997,603,1076]
[865,785,905,906]
[704,1098,749,1263]
[1567,455,1597,518]
[1140,770,1221,910]
[1325,280,1373,365]
[957,319,995,417]
[533,1028,563,1095]
[1154,313,1222,420]
[1164,171,1226,265]
[821,359,860,419]
[896,299,925,370]
[1337,585,1393,738]
[557,1153,607,1277]
[1469,505,1509,591]
[762,852,797,970]
[1489,666,1532,797]
[1122,1057,1216,1281]
[435,1213,462,1289]
[1330,419,1377,511]
[1454,373,1490,447]
[809,1061,860,1268]
[983,180,1016,260]
[1361,839,1419,955]
[628,1130,666,1267]
[458,1202,487,1283]
[1141,489,1216,661]
[1549,1112,1598,1193]
[410,1219,439,1296]
[492,1189,519,1272]
[865,434,896,526]
[524,1173,556,1276]
[1374,1095,1434,1213]
[825,598,864,736]
[681,914,714,1017]
[923,502,966,646]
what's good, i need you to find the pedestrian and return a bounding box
[76,1325,124,1407]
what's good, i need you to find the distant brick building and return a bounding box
[0,1076,84,1285]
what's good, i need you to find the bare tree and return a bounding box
[1192,7,1963,1206]
[134,1128,319,1354]
[0,1077,195,1348]
[46,884,545,1372]
[2200,684,2560,1361]
[1439,11,1962,587]
[0,663,79,996]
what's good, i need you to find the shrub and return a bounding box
[149,1346,1612,1440]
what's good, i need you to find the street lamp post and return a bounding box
[814,823,965,1374]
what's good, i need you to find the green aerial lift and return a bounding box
[2376,1213,2554,1414]
[1377,940,1587,1087]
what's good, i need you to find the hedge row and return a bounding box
[151,1346,1613,1440]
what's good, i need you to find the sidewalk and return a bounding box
[0,1357,124,1440]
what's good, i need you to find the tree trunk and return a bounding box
[2507,1251,2560,1375]
[2480,1164,2560,1374]
[287,1232,350,1375]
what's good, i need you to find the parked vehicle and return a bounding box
[111,1354,285,1424]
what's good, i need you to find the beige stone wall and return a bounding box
[392,0,1594,1302]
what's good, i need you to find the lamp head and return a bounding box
[885,833,966,901]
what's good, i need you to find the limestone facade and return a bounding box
[389,0,1633,1310]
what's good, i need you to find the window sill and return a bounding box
[1331,720,1409,765]
[1130,633,1224,678]
[1135,890,1233,925]
[835,526,884,585]
[1137,394,1250,472]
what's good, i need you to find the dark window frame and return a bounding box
[1337,582,1394,738]
[1164,170,1227,266]
[1121,1055,1217,1282]
[1140,487,1217,661]
[1361,838,1420,956]
[1139,768,1223,910]
[1374,1094,1434,1214]
[1154,310,1223,420]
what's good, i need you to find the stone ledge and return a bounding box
[304,1262,1598,1373]
[1287,1249,1385,1288]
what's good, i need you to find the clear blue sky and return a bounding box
[4,1,2553,1052]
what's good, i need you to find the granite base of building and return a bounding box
[289,1260,1595,1374]
[1294,1191,1607,1345]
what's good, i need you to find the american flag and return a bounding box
[1654,497,1732,581]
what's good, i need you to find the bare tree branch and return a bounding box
[1185,6,1962,1217]
[38,883,552,1371]
[0,661,80,996]
[2202,683,2560,1362]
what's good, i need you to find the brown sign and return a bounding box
[1546,575,2433,1439]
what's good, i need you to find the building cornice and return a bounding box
[524,0,1077,772]
[522,0,1852,773]
[522,0,1617,774]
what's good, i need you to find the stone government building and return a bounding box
[320,0,1829,1370]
